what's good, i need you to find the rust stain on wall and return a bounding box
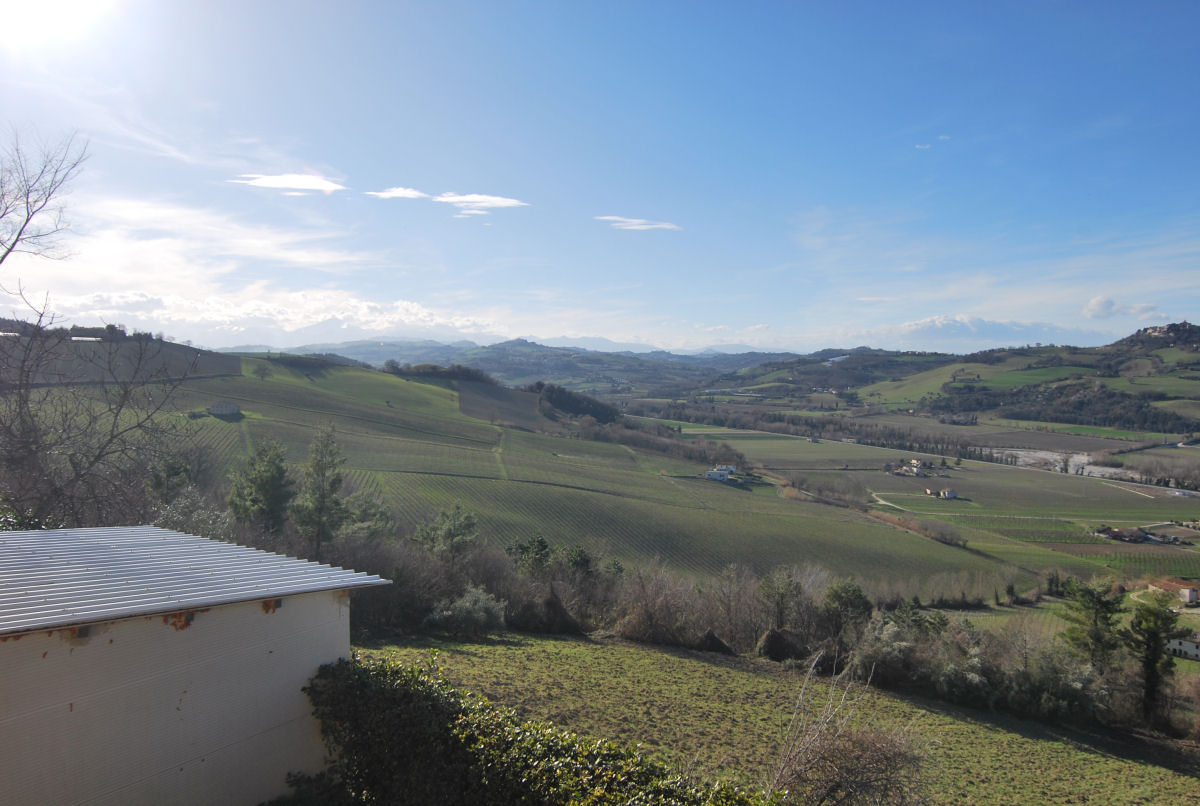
[161,609,207,630]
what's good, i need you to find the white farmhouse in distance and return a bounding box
[0,526,389,806]
[1167,633,1200,660]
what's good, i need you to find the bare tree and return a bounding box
[0,131,198,528]
[766,655,927,805]
[0,306,196,527]
[0,131,88,270]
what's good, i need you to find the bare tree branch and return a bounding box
[0,130,88,272]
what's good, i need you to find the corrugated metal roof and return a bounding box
[0,526,390,636]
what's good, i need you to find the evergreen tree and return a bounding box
[292,425,348,561]
[411,504,478,555]
[1121,591,1189,721]
[1060,578,1124,671]
[227,439,294,534]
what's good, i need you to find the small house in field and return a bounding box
[939,489,958,499]
[706,469,731,481]
[1149,577,1200,604]
[208,399,241,416]
[715,464,738,474]
[0,526,388,806]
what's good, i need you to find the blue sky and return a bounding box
[3,1,1198,352]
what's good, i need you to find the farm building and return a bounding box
[1168,633,1200,660]
[1148,577,1200,604]
[0,526,388,806]
[208,399,241,416]
[706,469,731,481]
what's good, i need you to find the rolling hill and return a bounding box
[164,349,1200,595]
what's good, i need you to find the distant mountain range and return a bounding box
[219,323,1200,408]
[220,337,813,393]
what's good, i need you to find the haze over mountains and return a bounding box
[223,335,772,357]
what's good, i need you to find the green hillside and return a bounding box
[173,358,1019,584]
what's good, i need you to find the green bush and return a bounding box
[422,584,506,636]
[283,655,759,805]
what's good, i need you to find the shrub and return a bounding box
[299,656,477,805]
[422,584,506,636]
[766,656,927,805]
[285,655,758,805]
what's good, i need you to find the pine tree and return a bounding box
[1121,591,1189,721]
[292,425,348,562]
[228,439,294,534]
[1060,578,1124,671]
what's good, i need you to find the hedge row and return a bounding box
[272,655,760,806]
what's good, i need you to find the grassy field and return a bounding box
[700,428,1200,582]
[772,410,1135,453]
[364,634,1200,805]
[173,363,1019,581]
[982,417,1184,443]
[172,359,1200,585]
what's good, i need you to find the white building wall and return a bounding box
[0,590,350,806]
[1167,637,1200,661]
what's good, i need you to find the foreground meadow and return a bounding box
[364,634,1200,805]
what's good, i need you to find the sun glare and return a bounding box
[0,0,118,56]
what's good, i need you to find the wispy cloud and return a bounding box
[840,315,1116,352]
[0,194,462,347]
[595,216,682,231]
[915,144,931,150]
[433,192,529,216]
[46,194,375,281]
[366,186,429,199]
[229,173,347,194]
[1082,296,1160,320]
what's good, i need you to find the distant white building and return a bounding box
[715,464,738,474]
[1168,633,1200,660]
[0,526,388,806]
[706,469,731,481]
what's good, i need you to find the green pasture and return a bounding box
[858,355,1034,406]
[982,416,1183,442]
[1152,347,1198,367]
[858,412,1130,452]
[170,361,1200,585]
[365,634,1200,805]
[638,424,1200,526]
[958,365,1097,390]
[174,366,1015,581]
[702,426,1200,579]
[1096,372,1200,399]
[1156,398,1200,421]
